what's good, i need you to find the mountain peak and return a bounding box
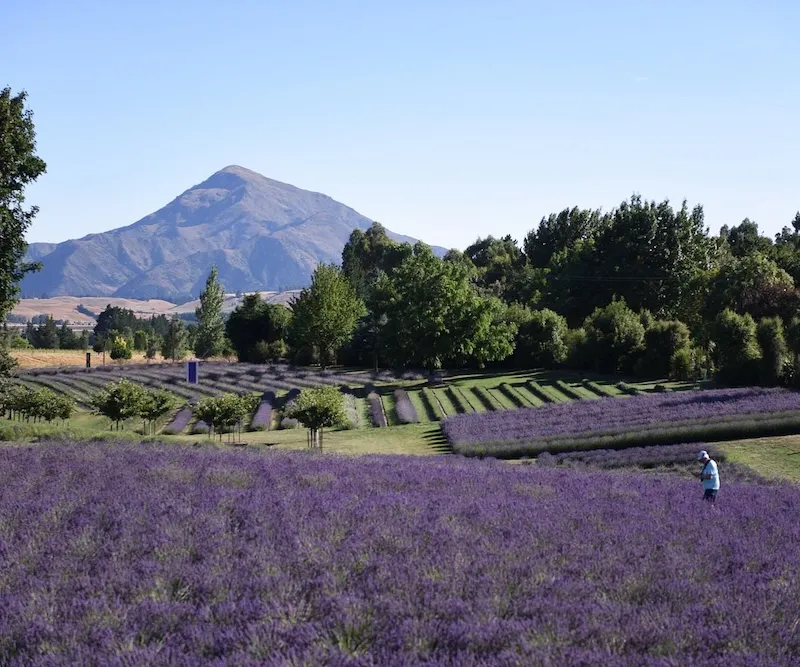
[21,167,445,300]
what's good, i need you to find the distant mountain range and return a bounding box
[22,166,445,300]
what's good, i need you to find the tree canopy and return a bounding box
[0,88,47,323]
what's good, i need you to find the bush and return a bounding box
[393,388,418,423]
[515,308,568,368]
[714,309,761,385]
[757,316,787,386]
[670,348,694,381]
[367,392,387,427]
[637,320,692,378]
[583,299,645,374]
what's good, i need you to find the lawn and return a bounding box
[723,434,800,482]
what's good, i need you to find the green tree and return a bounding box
[637,320,692,379]
[583,299,645,374]
[226,294,292,362]
[137,389,176,435]
[133,330,148,352]
[33,315,59,349]
[57,321,80,349]
[374,243,515,370]
[786,316,800,386]
[110,333,132,361]
[289,263,363,369]
[514,308,569,368]
[194,265,226,359]
[713,309,761,385]
[287,385,346,450]
[0,88,47,323]
[341,222,412,300]
[145,334,160,362]
[91,379,147,430]
[161,317,188,362]
[756,316,787,386]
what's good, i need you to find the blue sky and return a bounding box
[4,0,798,249]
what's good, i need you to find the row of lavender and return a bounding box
[2,441,797,664]
[444,387,800,458]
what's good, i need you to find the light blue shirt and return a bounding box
[701,459,719,490]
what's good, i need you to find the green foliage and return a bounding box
[194,265,226,359]
[137,390,177,435]
[225,293,291,362]
[133,330,148,352]
[25,315,59,349]
[0,88,47,322]
[1,385,74,423]
[145,335,160,361]
[91,379,148,430]
[0,342,17,379]
[341,222,412,300]
[669,348,695,381]
[286,385,347,449]
[583,299,645,374]
[289,263,363,369]
[637,320,692,378]
[373,243,515,370]
[515,308,568,368]
[110,334,132,361]
[192,393,258,442]
[161,317,188,362]
[756,316,787,386]
[713,309,761,385]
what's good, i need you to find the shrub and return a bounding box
[280,417,299,429]
[393,388,418,423]
[367,392,387,427]
[583,299,645,374]
[670,348,694,381]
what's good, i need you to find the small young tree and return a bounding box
[110,334,132,362]
[91,379,147,430]
[138,389,177,435]
[287,385,346,450]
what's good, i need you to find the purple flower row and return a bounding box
[249,391,276,431]
[536,443,725,469]
[367,392,387,427]
[0,441,798,664]
[161,407,192,434]
[393,388,418,424]
[443,386,800,445]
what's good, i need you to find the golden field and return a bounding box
[11,349,168,368]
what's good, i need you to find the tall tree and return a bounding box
[161,317,188,362]
[194,266,226,359]
[289,264,363,369]
[0,88,47,324]
[374,243,516,370]
[341,222,412,299]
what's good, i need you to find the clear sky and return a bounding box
[4,0,798,250]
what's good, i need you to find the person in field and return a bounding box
[697,450,719,502]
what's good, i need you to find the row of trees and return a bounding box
[1,386,75,423]
[90,379,176,433]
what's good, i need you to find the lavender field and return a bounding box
[444,387,800,457]
[1,441,798,665]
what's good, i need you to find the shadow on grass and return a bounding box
[422,426,452,454]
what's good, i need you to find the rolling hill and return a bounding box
[22,166,444,300]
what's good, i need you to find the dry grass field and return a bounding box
[10,297,177,324]
[11,349,169,368]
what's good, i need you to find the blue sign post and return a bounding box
[186,360,199,384]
